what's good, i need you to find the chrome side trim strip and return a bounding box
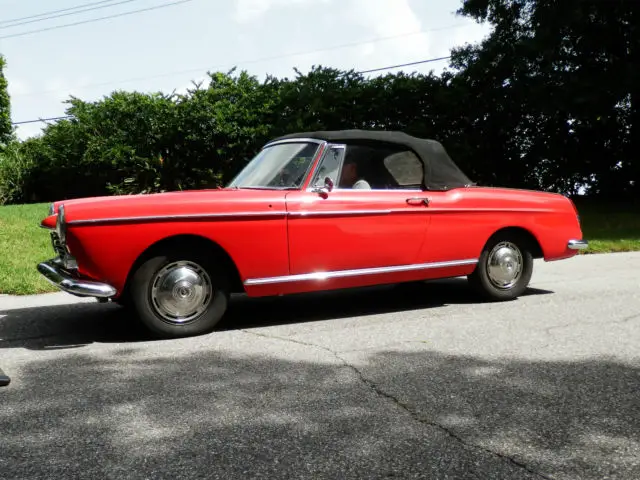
[65,206,556,226]
[287,207,553,217]
[65,208,558,226]
[244,258,478,286]
[567,239,589,250]
[67,211,288,226]
[289,209,408,217]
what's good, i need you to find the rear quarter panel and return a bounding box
[421,187,583,263]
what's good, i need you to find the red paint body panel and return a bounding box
[284,190,430,274]
[49,189,290,297]
[417,187,583,264]
[41,184,583,300]
[51,189,285,223]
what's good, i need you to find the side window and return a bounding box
[339,143,424,190]
[310,145,345,187]
[383,150,423,188]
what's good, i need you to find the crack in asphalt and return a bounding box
[242,329,554,480]
[620,312,640,324]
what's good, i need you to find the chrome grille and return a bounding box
[50,231,66,257]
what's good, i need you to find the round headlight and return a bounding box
[56,204,66,244]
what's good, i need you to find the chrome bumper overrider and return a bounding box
[567,239,589,250]
[37,259,117,298]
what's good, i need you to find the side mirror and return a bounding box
[312,176,334,198]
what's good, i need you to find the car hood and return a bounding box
[47,188,288,225]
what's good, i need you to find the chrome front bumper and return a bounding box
[37,259,117,298]
[568,239,589,250]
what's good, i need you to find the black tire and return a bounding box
[467,232,534,301]
[129,249,229,338]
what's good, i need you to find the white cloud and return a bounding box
[449,20,491,51]
[345,0,432,61]
[175,74,209,95]
[233,0,330,23]
[234,0,271,23]
[43,75,95,103]
[360,42,376,57]
[7,79,30,97]
[15,122,46,141]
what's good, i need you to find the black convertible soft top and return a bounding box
[271,129,473,191]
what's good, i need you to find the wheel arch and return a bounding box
[120,234,245,303]
[485,226,544,259]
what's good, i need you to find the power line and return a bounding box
[12,116,72,126]
[0,0,195,40]
[0,0,119,25]
[11,56,452,126]
[13,23,467,98]
[357,56,451,75]
[1,0,144,30]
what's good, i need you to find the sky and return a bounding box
[1,0,492,140]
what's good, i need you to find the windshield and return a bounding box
[227,142,320,189]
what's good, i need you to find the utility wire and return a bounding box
[13,23,467,98]
[357,56,451,75]
[1,0,145,30]
[11,56,452,126]
[0,0,194,40]
[0,0,119,25]
[13,116,73,126]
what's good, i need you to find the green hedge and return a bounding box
[3,0,640,204]
[1,69,478,203]
[0,62,637,203]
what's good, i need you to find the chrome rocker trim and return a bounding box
[567,239,589,250]
[37,259,117,298]
[244,258,479,286]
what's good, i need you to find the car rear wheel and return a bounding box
[467,233,534,301]
[129,250,229,338]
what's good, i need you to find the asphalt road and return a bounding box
[1,252,639,480]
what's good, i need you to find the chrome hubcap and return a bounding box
[487,242,523,290]
[150,261,213,325]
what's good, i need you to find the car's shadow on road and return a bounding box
[0,278,554,350]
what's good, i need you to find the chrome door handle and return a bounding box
[406,197,430,206]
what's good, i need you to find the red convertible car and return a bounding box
[37,130,588,338]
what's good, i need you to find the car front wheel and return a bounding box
[129,250,229,338]
[467,233,534,301]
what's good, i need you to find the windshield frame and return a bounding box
[226,138,325,190]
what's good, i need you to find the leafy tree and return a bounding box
[5,3,640,206]
[0,54,12,148]
[452,0,640,199]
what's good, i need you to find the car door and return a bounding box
[284,143,431,276]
